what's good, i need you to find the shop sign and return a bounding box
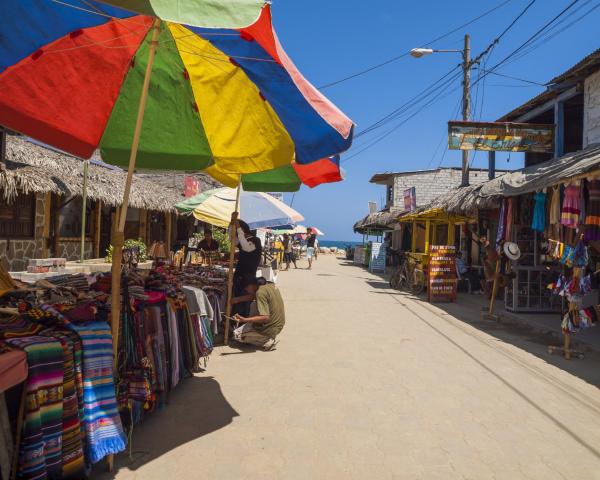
[403,187,416,212]
[448,121,554,153]
[428,245,457,303]
[369,242,386,273]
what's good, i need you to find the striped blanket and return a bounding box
[41,305,126,464]
[4,336,64,480]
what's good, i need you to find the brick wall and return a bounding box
[392,168,491,209]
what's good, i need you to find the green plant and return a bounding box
[105,238,148,263]
[211,228,231,253]
[196,228,230,252]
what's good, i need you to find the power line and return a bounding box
[342,81,461,164]
[471,0,583,88]
[318,0,516,89]
[500,0,600,67]
[355,66,462,138]
[475,68,547,86]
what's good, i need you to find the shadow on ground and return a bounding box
[93,376,238,479]
[340,260,600,388]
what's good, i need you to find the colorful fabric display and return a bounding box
[572,241,589,268]
[40,305,126,464]
[560,245,575,267]
[561,183,581,228]
[549,186,561,225]
[40,329,86,479]
[4,335,65,480]
[585,179,600,240]
[532,191,546,232]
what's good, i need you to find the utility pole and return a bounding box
[461,34,471,187]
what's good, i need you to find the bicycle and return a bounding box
[389,251,426,295]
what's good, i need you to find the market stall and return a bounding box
[0,259,226,479]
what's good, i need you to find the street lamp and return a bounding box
[411,35,472,187]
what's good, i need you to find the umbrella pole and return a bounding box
[110,19,161,364]
[224,179,242,345]
[79,160,89,263]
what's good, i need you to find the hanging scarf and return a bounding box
[40,305,126,464]
[496,199,507,247]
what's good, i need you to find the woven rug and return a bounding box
[41,305,126,464]
[4,335,64,480]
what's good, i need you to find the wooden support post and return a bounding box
[93,201,102,259]
[42,192,52,258]
[224,181,242,345]
[424,221,430,255]
[80,160,89,263]
[488,257,502,316]
[110,18,161,373]
[411,221,416,252]
[52,195,60,257]
[165,212,172,253]
[138,209,147,242]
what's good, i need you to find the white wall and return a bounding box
[584,69,600,147]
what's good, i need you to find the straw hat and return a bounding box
[503,242,521,261]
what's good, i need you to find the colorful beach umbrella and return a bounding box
[212,155,345,192]
[0,2,354,176]
[176,187,304,229]
[0,0,354,349]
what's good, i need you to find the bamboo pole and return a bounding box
[488,255,502,315]
[93,201,102,259]
[224,180,242,345]
[110,19,161,362]
[79,160,89,262]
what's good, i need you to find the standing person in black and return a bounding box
[306,229,317,270]
[231,213,262,316]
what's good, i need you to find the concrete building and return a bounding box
[355,167,505,249]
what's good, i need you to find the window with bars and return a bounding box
[0,194,36,238]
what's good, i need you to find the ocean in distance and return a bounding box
[319,240,362,250]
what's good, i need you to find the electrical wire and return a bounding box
[342,81,461,164]
[355,66,462,138]
[474,68,547,86]
[317,0,516,89]
[500,0,600,68]
[471,0,583,88]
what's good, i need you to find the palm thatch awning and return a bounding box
[398,208,475,224]
[354,210,400,234]
[4,136,182,212]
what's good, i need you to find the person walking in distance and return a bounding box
[306,228,317,270]
[282,233,297,270]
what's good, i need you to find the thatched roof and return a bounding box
[354,209,400,233]
[4,136,182,212]
[134,171,221,199]
[419,184,501,216]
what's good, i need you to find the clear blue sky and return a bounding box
[270,0,599,241]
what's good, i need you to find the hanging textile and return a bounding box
[505,198,514,241]
[549,186,561,225]
[561,183,581,228]
[531,191,546,232]
[3,335,65,480]
[496,199,507,247]
[39,329,85,479]
[585,179,600,241]
[40,305,127,464]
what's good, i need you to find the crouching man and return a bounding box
[232,276,285,351]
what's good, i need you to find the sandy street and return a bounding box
[98,254,600,480]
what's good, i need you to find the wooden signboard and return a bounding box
[369,242,386,273]
[428,245,457,303]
